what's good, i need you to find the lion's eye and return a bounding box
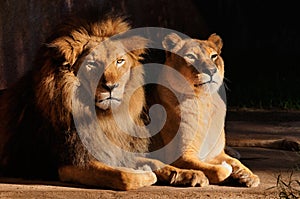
[211,53,218,61]
[185,53,197,60]
[116,58,125,68]
[86,61,98,71]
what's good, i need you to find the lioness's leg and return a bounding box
[136,157,209,187]
[171,155,232,184]
[58,160,157,190]
[209,151,260,187]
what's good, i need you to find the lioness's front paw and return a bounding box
[245,174,260,187]
[231,168,260,187]
[170,169,209,187]
[206,162,232,184]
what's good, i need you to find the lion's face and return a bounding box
[76,39,145,111]
[94,54,129,111]
[162,33,224,94]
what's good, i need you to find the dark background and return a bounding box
[0,0,299,109]
[195,1,300,109]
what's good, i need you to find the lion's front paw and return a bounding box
[170,169,209,187]
[231,168,260,187]
[119,169,157,190]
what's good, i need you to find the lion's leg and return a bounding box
[209,151,260,187]
[170,155,232,184]
[136,157,209,187]
[58,160,157,190]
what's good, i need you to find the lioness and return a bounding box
[148,32,260,187]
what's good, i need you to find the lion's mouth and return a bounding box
[95,97,122,110]
[98,97,121,103]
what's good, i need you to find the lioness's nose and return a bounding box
[203,67,217,76]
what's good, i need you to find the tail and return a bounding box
[227,138,300,151]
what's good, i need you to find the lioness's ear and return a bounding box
[208,33,223,53]
[162,33,183,52]
[121,36,149,57]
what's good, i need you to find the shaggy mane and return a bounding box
[0,11,148,180]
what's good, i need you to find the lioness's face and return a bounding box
[178,39,224,93]
[163,33,224,94]
[80,40,138,111]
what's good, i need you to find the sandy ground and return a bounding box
[0,109,300,199]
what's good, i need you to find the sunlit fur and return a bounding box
[149,33,260,187]
[0,12,226,190]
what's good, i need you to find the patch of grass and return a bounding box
[268,149,300,199]
[274,171,300,199]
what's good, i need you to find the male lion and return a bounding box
[0,13,210,190]
[148,32,260,187]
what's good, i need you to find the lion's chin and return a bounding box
[95,98,121,110]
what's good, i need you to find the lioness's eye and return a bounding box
[211,53,218,61]
[116,58,125,68]
[185,53,197,60]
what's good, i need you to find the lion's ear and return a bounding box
[208,33,223,53]
[162,33,183,52]
[48,35,88,67]
[121,36,149,57]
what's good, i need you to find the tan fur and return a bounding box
[149,33,260,187]
[0,13,213,190]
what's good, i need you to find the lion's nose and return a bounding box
[102,83,119,92]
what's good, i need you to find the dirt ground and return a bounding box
[0,109,300,199]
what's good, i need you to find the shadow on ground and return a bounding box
[0,109,300,199]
